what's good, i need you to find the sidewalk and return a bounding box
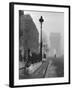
[26,62,42,74]
[19,60,49,79]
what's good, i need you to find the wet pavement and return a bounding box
[19,57,64,79]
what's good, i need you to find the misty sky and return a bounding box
[24,10,64,54]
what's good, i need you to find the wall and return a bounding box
[0,0,72,90]
[19,13,39,56]
[49,33,61,57]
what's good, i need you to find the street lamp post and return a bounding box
[39,16,44,61]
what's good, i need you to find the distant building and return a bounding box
[49,33,61,57]
[19,10,39,61]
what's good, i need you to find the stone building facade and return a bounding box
[19,10,39,61]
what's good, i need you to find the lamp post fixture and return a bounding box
[39,16,44,61]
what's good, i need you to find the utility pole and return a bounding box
[39,16,44,61]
